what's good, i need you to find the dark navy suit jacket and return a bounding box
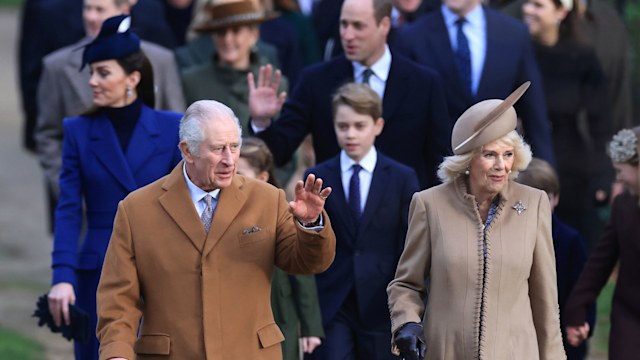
[19,0,84,150]
[306,153,419,329]
[394,6,556,166]
[51,106,181,359]
[257,53,452,188]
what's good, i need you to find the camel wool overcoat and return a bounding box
[96,163,336,360]
[387,177,566,360]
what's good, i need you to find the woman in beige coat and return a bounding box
[387,82,566,360]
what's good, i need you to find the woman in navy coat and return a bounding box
[46,15,182,360]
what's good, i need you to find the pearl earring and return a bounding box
[464,168,470,176]
[126,87,132,97]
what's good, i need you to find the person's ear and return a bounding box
[126,70,141,91]
[179,141,195,163]
[556,7,569,23]
[374,117,385,136]
[257,170,270,183]
[379,16,391,37]
[548,192,560,211]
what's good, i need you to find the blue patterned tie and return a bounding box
[349,164,362,222]
[455,18,472,95]
[201,194,214,233]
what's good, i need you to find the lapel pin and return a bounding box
[512,200,527,215]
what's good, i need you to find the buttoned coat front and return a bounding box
[96,163,336,360]
[387,178,566,360]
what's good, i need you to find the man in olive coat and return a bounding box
[96,100,336,360]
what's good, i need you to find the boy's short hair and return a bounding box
[516,158,560,195]
[331,83,382,121]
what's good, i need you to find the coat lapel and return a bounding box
[325,157,358,241]
[332,56,355,84]
[383,55,409,119]
[159,162,207,252]
[358,156,390,233]
[125,106,160,174]
[90,113,137,192]
[202,176,248,257]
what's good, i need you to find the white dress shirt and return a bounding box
[351,45,392,99]
[340,147,377,213]
[183,163,220,217]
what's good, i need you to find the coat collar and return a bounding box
[358,154,391,234]
[125,106,161,172]
[202,175,248,257]
[89,111,137,192]
[322,157,358,239]
[159,163,249,255]
[89,105,161,192]
[160,162,207,252]
[452,175,510,224]
[383,52,410,117]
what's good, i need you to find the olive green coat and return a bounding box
[181,52,288,135]
[271,269,324,360]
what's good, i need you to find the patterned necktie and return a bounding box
[201,194,214,233]
[362,68,374,86]
[349,164,362,222]
[454,17,472,95]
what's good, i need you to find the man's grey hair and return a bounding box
[179,100,243,157]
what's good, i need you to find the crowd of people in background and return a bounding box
[16,0,639,359]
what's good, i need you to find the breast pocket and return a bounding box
[237,230,272,261]
[239,231,267,247]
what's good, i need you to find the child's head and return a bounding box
[516,158,560,211]
[331,83,385,162]
[238,137,279,187]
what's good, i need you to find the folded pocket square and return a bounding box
[242,226,262,235]
[33,293,91,343]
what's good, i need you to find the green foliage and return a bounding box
[0,327,44,360]
[625,3,640,21]
[0,0,21,7]
[591,280,616,356]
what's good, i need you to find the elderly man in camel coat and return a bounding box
[96,100,336,360]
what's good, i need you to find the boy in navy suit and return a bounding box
[517,158,596,360]
[305,83,420,359]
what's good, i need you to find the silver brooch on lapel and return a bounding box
[512,201,527,215]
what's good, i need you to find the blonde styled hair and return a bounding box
[437,130,532,183]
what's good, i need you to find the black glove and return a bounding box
[394,322,426,360]
[33,294,91,342]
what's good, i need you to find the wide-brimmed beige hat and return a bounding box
[451,81,531,155]
[192,0,279,33]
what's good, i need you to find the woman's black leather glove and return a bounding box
[394,322,426,360]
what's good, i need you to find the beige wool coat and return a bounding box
[387,177,566,360]
[96,163,336,360]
